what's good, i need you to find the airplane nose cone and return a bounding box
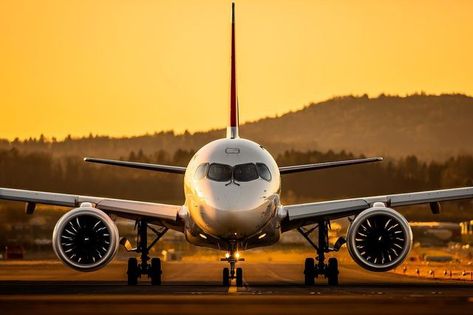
[204,183,270,212]
[196,184,277,238]
[203,200,274,239]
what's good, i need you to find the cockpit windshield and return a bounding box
[194,163,209,180]
[195,162,272,183]
[233,163,259,182]
[207,163,233,182]
[256,163,272,181]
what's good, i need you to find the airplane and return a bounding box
[1,2,473,287]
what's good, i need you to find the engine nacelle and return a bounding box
[347,205,412,272]
[52,204,119,272]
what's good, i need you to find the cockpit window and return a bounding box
[207,163,233,182]
[256,163,272,181]
[194,163,209,180]
[233,163,259,182]
[204,162,272,183]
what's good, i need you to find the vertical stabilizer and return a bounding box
[227,2,239,139]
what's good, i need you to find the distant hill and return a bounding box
[242,93,473,161]
[1,94,472,161]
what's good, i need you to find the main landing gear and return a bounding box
[298,220,346,286]
[221,248,244,287]
[125,220,168,285]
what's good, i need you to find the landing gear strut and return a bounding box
[298,220,344,286]
[221,247,244,287]
[126,219,168,285]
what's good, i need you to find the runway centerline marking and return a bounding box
[228,285,238,294]
[226,276,252,294]
[228,279,237,294]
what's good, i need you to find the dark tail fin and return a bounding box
[227,2,239,139]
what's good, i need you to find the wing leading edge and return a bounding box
[281,186,473,231]
[279,157,383,174]
[84,157,186,174]
[0,187,183,228]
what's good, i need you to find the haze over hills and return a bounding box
[1,94,472,161]
[243,93,473,161]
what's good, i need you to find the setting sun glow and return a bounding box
[1,0,472,140]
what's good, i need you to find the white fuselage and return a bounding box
[182,138,282,250]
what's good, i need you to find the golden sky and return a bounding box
[1,0,472,140]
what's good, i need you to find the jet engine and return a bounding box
[52,203,119,271]
[347,204,412,272]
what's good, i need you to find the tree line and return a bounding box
[0,148,472,221]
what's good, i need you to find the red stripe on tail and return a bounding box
[228,2,239,138]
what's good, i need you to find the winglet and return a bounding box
[227,1,239,139]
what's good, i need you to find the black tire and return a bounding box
[236,268,243,287]
[222,267,230,286]
[127,257,139,285]
[150,258,162,285]
[304,258,315,286]
[327,257,339,286]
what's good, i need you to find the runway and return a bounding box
[0,260,472,315]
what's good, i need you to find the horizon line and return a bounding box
[1,91,471,143]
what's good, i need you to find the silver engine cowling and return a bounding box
[347,204,413,272]
[52,204,119,271]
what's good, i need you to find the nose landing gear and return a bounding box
[298,220,345,286]
[221,250,244,287]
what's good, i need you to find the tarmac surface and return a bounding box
[0,260,472,315]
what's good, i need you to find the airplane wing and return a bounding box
[0,187,183,230]
[279,157,383,174]
[84,157,186,174]
[281,186,473,231]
